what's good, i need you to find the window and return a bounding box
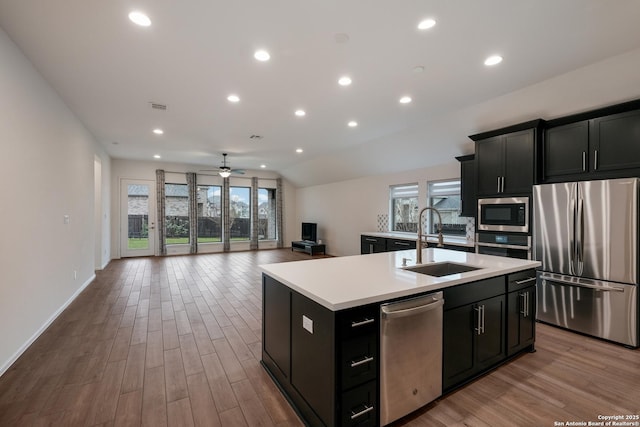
[165,183,190,244]
[258,188,277,240]
[229,186,251,240]
[427,179,465,236]
[196,185,221,243]
[390,184,419,232]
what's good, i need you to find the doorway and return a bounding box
[120,179,156,257]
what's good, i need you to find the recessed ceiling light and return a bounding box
[153,128,163,135]
[417,19,436,30]
[254,50,270,61]
[227,94,240,103]
[348,121,358,127]
[399,96,412,104]
[296,148,303,153]
[295,109,306,117]
[260,164,266,168]
[153,154,161,159]
[338,76,352,86]
[484,55,503,66]
[413,65,425,73]
[128,11,151,27]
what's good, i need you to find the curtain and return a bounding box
[155,169,166,255]
[276,177,284,248]
[222,177,230,252]
[250,177,259,250]
[187,172,198,254]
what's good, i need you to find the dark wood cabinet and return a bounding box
[456,154,476,217]
[262,275,291,379]
[590,109,640,173]
[263,274,378,427]
[544,121,589,178]
[506,270,537,356]
[475,129,535,197]
[542,102,640,182]
[442,276,506,391]
[360,235,386,254]
[471,120,542,197]
[385,238,416,251]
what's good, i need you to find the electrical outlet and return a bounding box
[64,215,70,224]
[73,270,77,280]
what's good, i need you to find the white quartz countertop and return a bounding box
[361,231,475,248]
[261,248,540,311]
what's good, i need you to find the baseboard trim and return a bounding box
[0,273,97,377]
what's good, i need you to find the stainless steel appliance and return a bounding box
[476,232,531,259]
[478,196,529,233]
[533,178,639,347]
[379,292,443,425]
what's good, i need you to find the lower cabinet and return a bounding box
[263,274,378,427]
[442,276,507,391]
[506,270,537,356]
[361,235,386,254]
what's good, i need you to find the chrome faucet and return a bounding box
[416,207,444,264]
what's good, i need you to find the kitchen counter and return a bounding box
[261,248,540,311]
[361,231,475,248]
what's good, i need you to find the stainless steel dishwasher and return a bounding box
[380,291,444,425]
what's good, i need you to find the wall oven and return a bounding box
[478,197,529,233]
[476,232,531,260]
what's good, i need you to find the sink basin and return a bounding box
[404,262,481,277]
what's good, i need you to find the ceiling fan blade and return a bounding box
[231,169,245,175]
[199,169,221,172]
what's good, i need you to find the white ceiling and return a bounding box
[2,0,640,187]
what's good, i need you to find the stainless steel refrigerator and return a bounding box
[533,178,639,347]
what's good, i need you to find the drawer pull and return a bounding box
[351,318,374,328]
[350,404,374,420]
[394,241,410,246]
[515,277,536,285]
[350,356,374,368]
[365,238,377,242]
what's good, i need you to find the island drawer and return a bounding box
[340,334,377,390]
[443,276,505,310]
[386,238,417,251]
[338,304,378,339]
[507,269,537,292]
[340,380,377,427]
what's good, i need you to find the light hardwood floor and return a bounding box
[0,249,638,426]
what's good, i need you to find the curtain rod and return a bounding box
[162,170,278,181]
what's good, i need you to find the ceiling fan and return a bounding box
[200,153,245,177]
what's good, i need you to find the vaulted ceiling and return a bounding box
[2,0,640,186]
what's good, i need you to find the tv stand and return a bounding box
[291,240,326,256]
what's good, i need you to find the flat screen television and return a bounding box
[301,222,317,242]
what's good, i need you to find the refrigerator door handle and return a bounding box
[576,198,584,276]
[569,197,576,276]
[539,273,626,292]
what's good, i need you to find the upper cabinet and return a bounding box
[455,154,476,218]
[471,120,543,198]
[543,101,640,183]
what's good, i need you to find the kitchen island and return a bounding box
[261,249,540,427]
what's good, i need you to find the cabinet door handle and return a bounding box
[525,291,530,317]
[474,305,482,335]
[501,176,505,193]
[369,243,374,254]
[582,151,586,172]
[394,241,410,246]
[594,150,599,170]
[350,404,374,420]
[351,318,374,328]
[350,356,374,368]
[515,277,536,285]
[481,304,485,334]
[497,176,501,193]
[520,293,526,316]
[365,238,376,242]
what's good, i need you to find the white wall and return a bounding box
[0,27,110,374]
[296,162,459,256]
[110,158,296,258]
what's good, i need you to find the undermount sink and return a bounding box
[403,262,481,277]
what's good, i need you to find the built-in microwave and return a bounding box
[477,197,529,233]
